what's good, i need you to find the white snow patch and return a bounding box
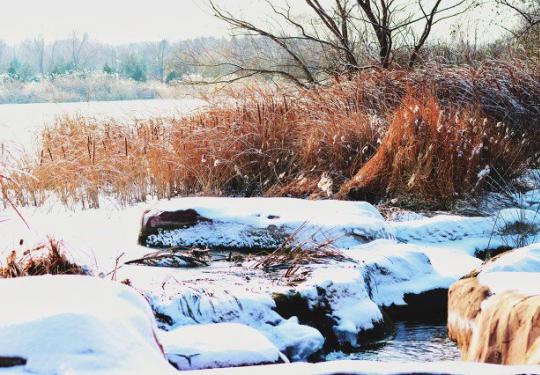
[298,266,383,347]
[160,323,282,370]
[179,360,540,375]
[480,242,540,274]
[117,265,324,361]
[391,208,540,254]
[269,317,324,361]
[478,272,540,296]
[346,240,456,306]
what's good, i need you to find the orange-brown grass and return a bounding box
[339,93,531,208]
[3,61,539,208]
[0,237,87,278]
[9,86,382,207]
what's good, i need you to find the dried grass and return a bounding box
[253,225,348,278]
[0,237,87,278]
[339,92,531,208]
[3,61,539,208]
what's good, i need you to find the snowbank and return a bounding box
[479,242,540,274]
[298,266,384,348]
[391,208,540,255]
[347,240,456,306]
[0,275,175,375]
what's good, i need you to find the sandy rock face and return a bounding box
[448,246,540,365]
[447,278,491,353]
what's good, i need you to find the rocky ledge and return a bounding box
[129,197,484,362]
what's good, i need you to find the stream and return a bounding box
[326,322,460,362]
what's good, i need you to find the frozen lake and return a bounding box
[0,98,205,153]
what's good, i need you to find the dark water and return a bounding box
[326,322,461,362]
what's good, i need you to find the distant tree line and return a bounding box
[0,33,237,84]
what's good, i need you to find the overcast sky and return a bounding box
[0,0,509,45]
[0,0,239,44]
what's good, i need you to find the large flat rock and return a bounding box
[139,197,392,250]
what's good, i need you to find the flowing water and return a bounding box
[326,322,460,362]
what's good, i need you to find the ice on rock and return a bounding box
[298,266,384,348]
[160,323,283,370]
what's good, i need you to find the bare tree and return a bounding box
[33,36,45,75]
[153,39,168,83]
[71,32,89,70]
[497,0,540,37]
[200,0,476,86]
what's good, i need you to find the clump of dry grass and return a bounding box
[339,92,531,208]
[253,226,348,278]
[0,237,87,278]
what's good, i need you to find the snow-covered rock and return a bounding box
[479,242,540,274]
[348,240,454,307]
[160,323,283,370]
[118,264,325,361]
[139,197,392,249]
[391,208,540,255]
[297,266,385,349]
[0,275,175,375]
[268,317,324,361]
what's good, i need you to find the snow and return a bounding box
[0,275,175,375]
[391,208,540,255]
[0,196,487,360]
[474,243,540,296]
[144,197,392,249]
[160,323,282,370]
[347,240,457,306]
[117,264,325,361]
[298,266,383,348]
[2,194,534,370]
[181,360,540,375]
[480,242,540,273]
[269,317,325,361]
[478,272,540,296]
